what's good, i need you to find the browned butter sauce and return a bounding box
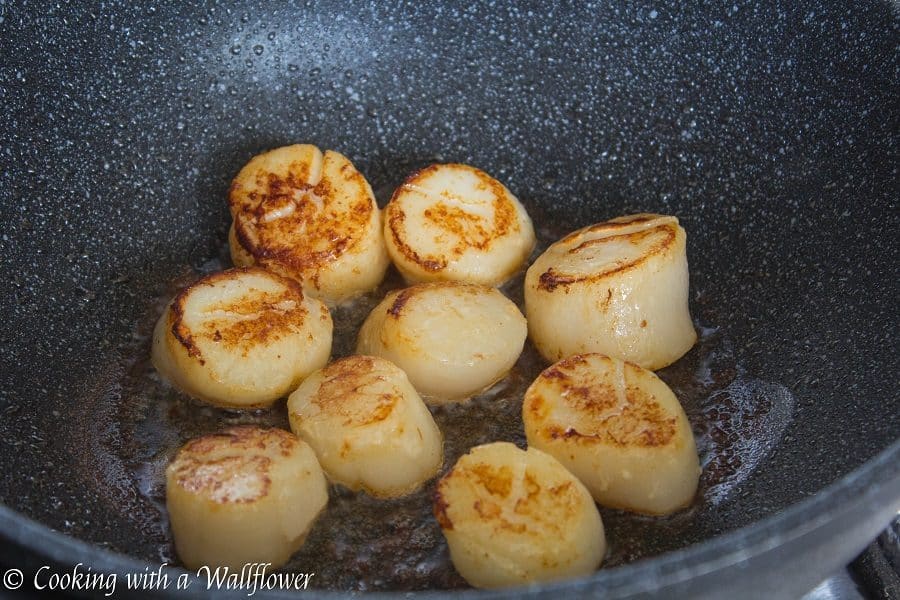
[116,208,794,591]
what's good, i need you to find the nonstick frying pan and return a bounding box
[0,1,897,598]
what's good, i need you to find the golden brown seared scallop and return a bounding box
[525,213,696,370]
[228,144,389,304]
[287,355,443,498]
[384,163,535,286]
[166,426,328,570]
[151,267,332,408]
[356,282,527,403]
[433,442,606,588]
[522,353,700,515]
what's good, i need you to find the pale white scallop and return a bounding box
[433,442,605,589]
[287,355,443,497]
[384,163,535,286]
[151,267,332,408]
[356,282,527,403]
[228,143,389,304]
[525,213,697,370]
[523,353,700,515]
[166,426,328,570]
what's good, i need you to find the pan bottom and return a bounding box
[101,222,795,590]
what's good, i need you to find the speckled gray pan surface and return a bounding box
[0,0,897,596]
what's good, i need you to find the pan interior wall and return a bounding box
[0,0,895,584]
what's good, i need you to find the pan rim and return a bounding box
[0,439,897,598]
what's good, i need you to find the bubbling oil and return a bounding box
[115,215,795,589]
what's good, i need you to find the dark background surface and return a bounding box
[0,0,896,596]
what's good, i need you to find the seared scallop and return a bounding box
[525,213,696,370]
[287,355,443,498]
[152,267,332,408]
[433,442,605,588]
[523,353,700,515]
[384,163,535,286]
[166,426,328,570]
[356,282,527,403]
[228,143,389,304]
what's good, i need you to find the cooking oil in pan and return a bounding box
[112,220,795,590]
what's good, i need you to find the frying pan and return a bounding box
[0,1,897,598]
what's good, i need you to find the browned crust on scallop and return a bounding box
[512,474,577,528]
[173,455,272,503]
[305,355,399,427]
[433,476,454,530]
[229,149,376,287]
[573,213,661,232]
[169,267,309,363]
[469,463,514,497]
[383,281,496,319]
[435,449,584,538]
[536,214,678,292]
[169,426,299,504]
[385,163,520,274]
[524,354,677,448]
[387,288,414,318]
[180,425,299,457]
